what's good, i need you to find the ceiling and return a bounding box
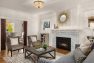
[0,0,93,14]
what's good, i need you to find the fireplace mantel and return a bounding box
[50,29,82,51]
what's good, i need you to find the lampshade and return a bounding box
[33,0,44,8]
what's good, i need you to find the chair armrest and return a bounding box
[6,37,12,50]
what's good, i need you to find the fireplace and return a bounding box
[56,37,71,51]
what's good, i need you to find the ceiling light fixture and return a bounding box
[33,0,44,8]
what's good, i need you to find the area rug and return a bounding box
[3,53,32,63]
[3,52,63,63]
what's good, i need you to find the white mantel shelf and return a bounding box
[52,28,82,31]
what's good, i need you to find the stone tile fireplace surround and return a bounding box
[50,29,82,51]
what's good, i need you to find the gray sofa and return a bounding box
[38,49,94,63]
[38,52,75,63]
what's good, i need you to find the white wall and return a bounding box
[0,20,1,51]
[38,7,83,33]
[27,15,40,37]
[0,7,39,35]
[38,2,94,45]
[0,7,39,51]
[38,7,79,45]
[76,1,94,36]
[38,0,94,33]
[39,11,57,33]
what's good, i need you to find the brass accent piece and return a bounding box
[58,12,69,26]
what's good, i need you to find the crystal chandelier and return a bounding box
[33,0,44,8]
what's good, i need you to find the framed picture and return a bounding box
[43,21,50,29]
[6,22,14,32]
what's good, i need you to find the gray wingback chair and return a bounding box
[28,35,42,48]
[6,36,24,57]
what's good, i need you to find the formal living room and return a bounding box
[0,0,94,63]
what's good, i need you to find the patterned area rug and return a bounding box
[3,53,63,63]
[3,53,33,63]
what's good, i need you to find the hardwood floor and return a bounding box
[56,48,70,55]
[0,50,7,63]
[0,49,70,63]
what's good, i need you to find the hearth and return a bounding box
[56,37,71,51]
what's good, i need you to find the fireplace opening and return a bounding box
[56,37,71,51]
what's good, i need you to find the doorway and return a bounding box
[1,19,6,50]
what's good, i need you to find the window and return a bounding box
[88,18,94,29]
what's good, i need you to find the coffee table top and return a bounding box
[24,46,55,56]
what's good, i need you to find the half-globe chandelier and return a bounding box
[33,0,44,8]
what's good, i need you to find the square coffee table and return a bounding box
[24,46,56,63]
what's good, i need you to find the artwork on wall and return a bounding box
[43,21,50,30]
[6,21,14,32]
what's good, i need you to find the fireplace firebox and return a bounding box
[56,37,71,51]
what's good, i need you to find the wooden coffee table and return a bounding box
[24,46,56,63]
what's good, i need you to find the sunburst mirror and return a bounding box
[58,12,68,24]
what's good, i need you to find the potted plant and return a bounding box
[43,44,48,50]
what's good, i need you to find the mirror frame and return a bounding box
[58,12,68,24]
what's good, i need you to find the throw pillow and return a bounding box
[10,38,19,45]
[73,48,86,63]
[79,37,92,56]
[80,46,91,56]
[83,49,94,63]
[80,37,91,47]
[31,37,37,42]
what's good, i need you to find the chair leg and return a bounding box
[18,50,19,52]
[7,50,9,55]
[11,51,12,57]
[23,49,24,53]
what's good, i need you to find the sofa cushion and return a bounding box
[31,36,37,42]
[38,53,75,63]
[38,58,52,63]
[83,49,94,63]
[10,37,19,45]
[73,48,86,63]
[53,53,75,63]
[12,44,23,50]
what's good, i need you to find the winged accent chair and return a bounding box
[28,35,42,48]
[6,36,24,57]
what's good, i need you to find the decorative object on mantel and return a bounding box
[33,0,44,8]
[43,21,50,30]
[54,24,58,29]
[58,11,69,25]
